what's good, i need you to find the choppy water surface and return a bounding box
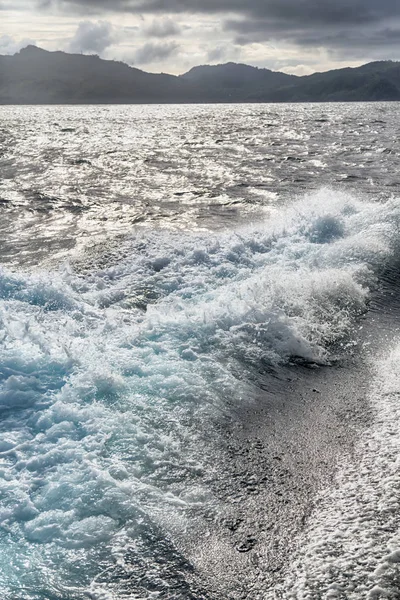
[2,103,400,599]
[1,103,400,265]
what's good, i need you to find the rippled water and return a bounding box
[2,103,400,599]
[1,103,400,266]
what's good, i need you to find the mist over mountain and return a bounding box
[1,46,400,104]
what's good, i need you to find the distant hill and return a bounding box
[180,62,297,102]
[0,45,195,104]
[259,61,400,102]
[1,46,400,104]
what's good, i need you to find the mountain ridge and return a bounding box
[1,46,400,104]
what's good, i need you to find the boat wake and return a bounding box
[1,188,400,598]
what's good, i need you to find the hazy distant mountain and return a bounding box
[259,61,400,102]
[1,46,400,104]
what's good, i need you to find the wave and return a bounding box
[1,188,400,598]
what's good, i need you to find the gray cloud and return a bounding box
[207,44,241,63]
[220,1,400,59]
[227,18,400,53]
[207,46,227,62]
[69,20,114,53]
[40,0,399,22]
[0,1,33,10]
[35,0,400,62]
[0,35,36,54]
[145,17,181,38]
[134,40,179,65]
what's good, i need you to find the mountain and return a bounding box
[1,46,400,104]
[183,60,400,102]
[258,61,400,102]
[180,62,297,101]
[0,45,196,104]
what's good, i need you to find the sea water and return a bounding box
[1,103,400,599]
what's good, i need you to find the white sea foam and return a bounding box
[272,342,400,599]
[1,189,400,598]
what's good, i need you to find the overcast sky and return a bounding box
[1,0,400,75]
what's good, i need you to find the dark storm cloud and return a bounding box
[38,0,400,57]
[40,0,397,24]
[227,18,400,52]
[218,0,400,51]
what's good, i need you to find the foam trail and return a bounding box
[1,189,400,598]
[272,342,400,599]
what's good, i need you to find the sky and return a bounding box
[1,0,400,75]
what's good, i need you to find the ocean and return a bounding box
[1,103,400,599]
